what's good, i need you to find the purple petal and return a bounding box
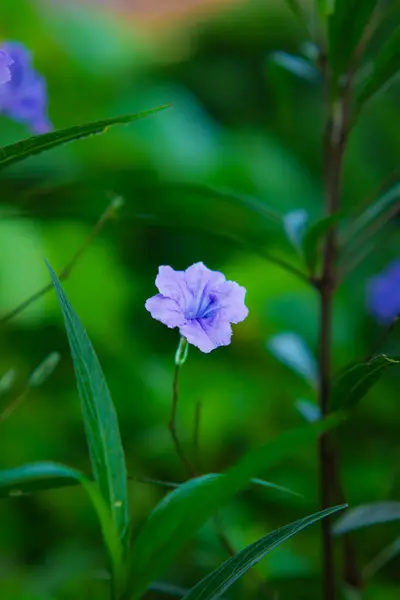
[184,262,226,318]
[145,294,185,328]
[155,266,189,310]
[211,281,248,323]
[179,317,232,353]
[0,50,13,85]
[368,274,400,324]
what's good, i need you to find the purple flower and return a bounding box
[0,42,51,134]
[368,260,400,324]
[0,50,13,85]
[145,262,248,353]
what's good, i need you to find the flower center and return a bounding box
[185,292,218,320]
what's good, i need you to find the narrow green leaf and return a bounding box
[330,354,400,411]
[47,263,130,554]
[0,462,122,572]
[334,502,400,535]
[267,332,318,388]
[269,53,318,82]
[343,182,400,247]
[149,582,189,597]
[357,27,400,112]
[0,369,17,396]
[302,213,342,274]
[182,505,346,600]
[0,105,169,171]
[328,0,378,78]
[126,416,342,599]
[28,352,60,387]
[283,209,310,251]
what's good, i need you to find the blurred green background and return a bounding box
[1,0,399,598]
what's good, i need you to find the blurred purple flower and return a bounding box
[0,42,51,134]
[0,49,13,85]
[145,262,248,353]
[368,260,400,324]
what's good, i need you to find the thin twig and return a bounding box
[169,361,196,478]
[193,401,202,472]
[0,195,123,326]
[0,389,28,424]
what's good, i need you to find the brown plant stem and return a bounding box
[0,195,123,326]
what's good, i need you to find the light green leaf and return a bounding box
[125,416,342,599]
[357,26,400,112]
[0,462,122,576]
[330,355,400,411]
[334,502,400,535]
[283,209,310,251]
[0,105,169,171]
[302,214,342,274]
[295,399,321,422]
[328,0,378,78]
[47,263,130,555]
[267,332,318,388]
[182,505,346,600]
[269,53,318,82]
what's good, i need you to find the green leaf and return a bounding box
[267,332,318,388]
[343,182,400,247]
[47,263,130,555]
[283,209,309,251]
[182,505,346,600]
[0,462,122,575]
[0,105,169,171]
[357,27,400,112]
[315,0,335,16]
[330,355,400,411]
[125,417,342,599]
[149,582,189,597]
[269,53,318,82]
[334,502,400,535]
[295,399,321,422]
[302,214,342,274]
[328,0,378,78]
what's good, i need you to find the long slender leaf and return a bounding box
[330,354,400,411]
[328,0,378,78]
[357,26,400,112]
[125,416,342,599]
[47,264,130,554]
[0,462,122,573]
[334,502,400,535]
[182,505,346,600]
[0,105,169,171]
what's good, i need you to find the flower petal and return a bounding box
[184,262,226,318]
[155,266,189,310]
[179,317,232,353]
[145,294,185,328]
[212,281,248,323]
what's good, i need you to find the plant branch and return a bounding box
[169,358,195,478]
[0,195,123,326]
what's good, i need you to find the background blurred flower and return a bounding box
[146,262,248,352]
[0,41,51,134]
[0,49,13,84]
[368,260,400,324]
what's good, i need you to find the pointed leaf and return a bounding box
[334,502,400,535]
[302,214,342,273]
[357,27,400,112]
[0,462,122,573]
[267,332,318,388]
[0,105,169,171]
[283,209,310,251]
[330,354,400,411]
[47,263,130,554]
[126,416,342,599]
[182,505,346,600]
[328,0,378,78]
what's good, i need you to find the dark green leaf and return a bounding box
[0,462,122,574]
[182,505,346,600]
[47,264,130,555]
[0,105,169,171]
[357,26,400,112]
[302,214,342,274]
[328,0,378,78]
[283,209,310,251]
[334,502,400,534]
[330,355,400,411]
[267,332,318,388]
[149,582,189,597]
[126,417,342,599]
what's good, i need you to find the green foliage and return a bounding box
[302,214,342,274]
[330,355,400,411]
[334,502,400,534]
[267,332,318,388]
[356,26,400,113]
[182,505,346,600]
[47,264,130,557]
[126,418,340,599]
[0,106,169,171]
